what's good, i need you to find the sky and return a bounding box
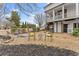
[3,3,47,24]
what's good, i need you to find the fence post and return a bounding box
[50,32,53,42]
[28,26,30,41]
[33,31,35,41]
[45,30,46,41]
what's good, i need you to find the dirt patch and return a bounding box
[0,44,78,56]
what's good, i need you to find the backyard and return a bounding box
[0,30,79,56]
[0,3,79,56]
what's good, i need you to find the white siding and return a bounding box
[78,3,79,16]
[45,3,79,33]
[46,17,53,22]
[68,23,73,33]
[62,20,73,33]
[66,4,76,18]
[45,3,77,22]
[62,19,79,33]
[53,19,79,33]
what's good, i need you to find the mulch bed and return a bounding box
[0,44,78,56]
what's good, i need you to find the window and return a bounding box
[57,10,62,15]
[49,12,53,17]
[64,9,67,18]
[73,23,79,28]
[73,23,76,28]
[64,9,67,13]
[78,23,79,28]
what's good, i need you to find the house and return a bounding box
[44,3,79,33]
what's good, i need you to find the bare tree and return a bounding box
[34,13,46,29]
[16,3,39,16]
[0,3,40,28]
[0,3,39,17]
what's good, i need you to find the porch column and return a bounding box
[58,22,62,32]
[76,3,79,17]
[54,22,56,32]
[61,21,63,32]
[61,5,64,33]
[45,12,48,23]
[53,9,55,20]
[62,5,64,19]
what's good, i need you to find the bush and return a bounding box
[11,28,17,33]
[73,28,79,36]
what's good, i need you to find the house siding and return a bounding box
[45,3,79,33]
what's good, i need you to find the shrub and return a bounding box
[11,28,17,33]
[73,28,79,36]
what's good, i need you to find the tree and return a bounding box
[34,13,46,29]
[0,3,40,28]
[21,22,27,28]
[24,22,27,28]
[26,23,36,31]
[21,22,25,28]
[10,11,20,28]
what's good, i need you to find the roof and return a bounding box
[44,3,53,9]
[44,3,64,12]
